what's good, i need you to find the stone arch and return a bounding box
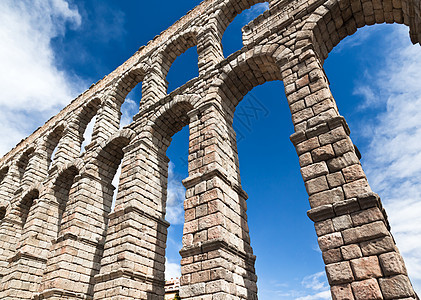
[88,128,136,213]
[42,122,66,170]
[0,205,5,221]
[160,28,199,78]
[148,95,194,213]
[92,128,136,167]
[15,147,36,188]
[113,63,148,105]
[18,186,41,229]
[0,165,11,204]
[207,45,288,110]
[91,100,194,299]
[51,159,83,234]
[0,166,8,186]
[63,97,102,156]
[146,28,200,100]
[149,95,195,153]
[213,0,270,52]
[195,46,288,193]
[303,0,419,62]
[88,64,149,140]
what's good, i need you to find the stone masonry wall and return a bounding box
[0,0,420,299]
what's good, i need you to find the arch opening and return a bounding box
[16,148,35,183]
[158,31,198,94]
[78,98,101,153]
[46,125,65,169]
[113,65,146,128]
[166,46,199,93]
[0,167,8,185]
[19,189,39,229]
[0,206,5,221]
[220,2,269,57]
[95,135,132,220]
[150,100,193,285]
[323,22,421,293]
[207,51,334,297]
[120,82,142,129]
[308,0,415,63]
[53,165,79,234]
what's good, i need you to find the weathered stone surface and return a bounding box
[343,179,372,199]
[301,161,329,181]
[327,152,360,173]
[326,261,354,284]
[323,248,343,264]
[331,284,354,300]
[379,275,416,299]
[351,207,384,226]
[318,232,344,251]
[305,176,329,195]
[309,187,344,208]
[0,0,417,298]
[379,252,408,276]
[327,171,345,188]
[350,256,382,280]
[341,244,362,261]
[332,215,352,231]
[311,144,335,162]
[351,278,383,300]
[360,236,396,256]
[314,219,334,237]
[342,164,366,183]
[342,221,389,244]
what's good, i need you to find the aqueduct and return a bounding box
[0,0,420,299]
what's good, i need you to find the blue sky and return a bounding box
[0,1,420,299]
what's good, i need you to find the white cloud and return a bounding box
[243,3,269,23]
[0,0,84,156]
[165,258,181,280]
[81,115,96,152]
[258,272,330,300]
[295,290,331,300]
[120,98,138,129]
[166,162,186,224]
[111,163,122,212]
[353,24,421,291]
[333,25,384,53]
[301,272,329,292]
[295,272,330,300]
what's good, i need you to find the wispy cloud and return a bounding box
[243,3,269,23]
[259,272,330,300]
[352,24,421,291]
[333,25,384,53]
[120,98,138,129]
[166,162,185,224]
[0,0,85,156]
[165,258,181,280]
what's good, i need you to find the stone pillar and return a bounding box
[197,21,224,76]
[36,173,114,299]
[92,139,170,299]
[91,97,122,143]
[0,164,22,280]
[0,195,58,299]
[285,41,417,299]
[142,68,168,106]
[0,167,15,204]
[21,150,48,189]
[179,102,257,300]
[52,129,83,168]
[0,186,40,297]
